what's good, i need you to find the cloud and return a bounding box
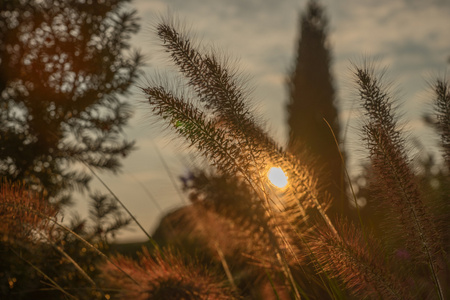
[135,0,167,12]
[332,0,450,61]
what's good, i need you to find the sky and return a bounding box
[81,0,450,242]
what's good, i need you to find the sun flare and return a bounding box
[267,167,288,188]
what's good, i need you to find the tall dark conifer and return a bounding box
[287,0,343,205]
[0,0,142,203]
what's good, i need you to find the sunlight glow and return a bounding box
[268,167,288,188]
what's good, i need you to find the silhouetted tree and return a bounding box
[287,0,344,205]
[0,0,142,203]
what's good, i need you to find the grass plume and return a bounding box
[433,79,450,171]
[101,247,236,299]
[354,64,445,299]
[1,181,57,243]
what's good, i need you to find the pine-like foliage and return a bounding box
[0,0,141,202]
[287,0,343,205]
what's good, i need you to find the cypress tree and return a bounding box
[287,0,344,205]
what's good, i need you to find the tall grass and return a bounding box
[1,17,449,299]
[137,18,448,299]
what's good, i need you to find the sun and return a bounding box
[267,167,288,188]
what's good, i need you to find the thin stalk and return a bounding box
[84,163,160,252]
[47,236,98,288]
[126,171,164,212]
[323,118,364,231]
[4,201,141,287]
[153,144,188,205]
[266,271,282,300]
[254,171,302,299]
[10,248,77,300]
[214,242,238,293]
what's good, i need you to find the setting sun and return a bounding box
[267,167,288,188]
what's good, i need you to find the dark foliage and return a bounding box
[0,0,142,203]
[0,181,132,299]
[0,0,140,298]
[287,0,344,205]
